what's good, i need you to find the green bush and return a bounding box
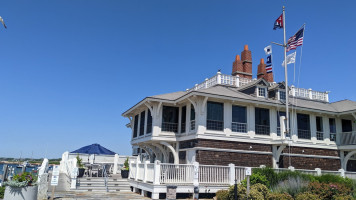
[295,192,321,200]
[277,170,313,183]
[308,181,352,200]
[253,167,279,187]
[333,194,354,200]
[266,192,293,200]
[271,176,309,197]
[251,183,269,199]
[314,174,353,189]
[0,186,5,199]
[247,188,264,200]
[241,173,268,187]
[215,190,229,200]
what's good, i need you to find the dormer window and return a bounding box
[257,87,267,98]
[279,90,286,101]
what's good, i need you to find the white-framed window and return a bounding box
[257,87,267,98]
[279,90,286,101]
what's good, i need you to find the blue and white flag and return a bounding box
[264,45,272,55]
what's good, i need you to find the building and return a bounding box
[122,45,356,171]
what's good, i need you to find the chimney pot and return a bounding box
[235,55,240,61]
[244,45,248,51]
[260,58,264,64]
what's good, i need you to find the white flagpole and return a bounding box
[282,6,290,140]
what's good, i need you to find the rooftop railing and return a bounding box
[187,71,329,102]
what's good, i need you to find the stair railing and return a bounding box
[103,164,109,192]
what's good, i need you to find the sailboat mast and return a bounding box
[283,6,290,136]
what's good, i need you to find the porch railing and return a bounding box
[231,122,247,133]
[128,161,356,187]
[340,131,356,145]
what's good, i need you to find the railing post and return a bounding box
[288,166,295,172]
[325,91,329,102]
[153,160,161,185]
[229,163,235,185]
[339,169,345,178]
[129,161,133,179]
[308,88,313,99]
[217,71,222,84]
[143,160,149,183]
[205,78,208,88]
[193,162,199,186]
[135,159,140,181]
[235,75,240,87]
[290,85,295,96]
[315,168,321,176]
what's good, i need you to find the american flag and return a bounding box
[287,26,304,52]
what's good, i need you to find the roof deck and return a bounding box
[188,71,329,102]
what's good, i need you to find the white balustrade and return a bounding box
[340,131,356,145]
[137,163,145,181]
[129,161,137,179]
[239,76,253,87]
[290,86,329,102]
[146,163,155,183]
[235,166,247,183]
[199,165,230,184]
[160,163,194,184]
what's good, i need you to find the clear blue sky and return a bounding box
[0,1,355,159]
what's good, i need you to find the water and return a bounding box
[0,163,39,176]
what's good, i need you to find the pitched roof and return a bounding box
[149,91,187,101]
[331,100,356,112]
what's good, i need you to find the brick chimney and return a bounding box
[241,45,253,79]
[231,55,243,76]
[257,58,266,79]
[257,58,274,82]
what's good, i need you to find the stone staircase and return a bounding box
[74,175,131,192]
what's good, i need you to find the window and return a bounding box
[316,116,323,140]
[146,110,152,134]
[139,111,145,136]
[329,118,336,141]
[258,87,266,98]
[190,106,195,130]
[279,90,286,101]
[232,105,247,133]
[207,101,224,131]
[342,119,352,132]
[255,108,270,135]
[162,106,179,132]
[181,106,186,133]
[297,113,310,139]
[133,115,139,138]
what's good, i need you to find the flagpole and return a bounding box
[282,6,290,140]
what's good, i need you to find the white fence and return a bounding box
[129,161,356,187]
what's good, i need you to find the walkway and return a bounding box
[50,191,150,200]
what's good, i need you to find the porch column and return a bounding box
[290,111,298,142]
[247,105,255,138]
[224,102,232,136]
[310,114,317,144]
[323,116,330,144]
[336,117,342,145]
[186,103,190,135]
[270,109,278,139]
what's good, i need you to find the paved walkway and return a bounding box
[50,191,150,200]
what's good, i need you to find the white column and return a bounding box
[310,114,317,144]
[153,160,161,185]
[193,162,199,187]
[291,111,298,142]
[270,109,278,139]
[113,154,119,174]
[272,145,278,169]
[144,109,148,135]
[152,103,162,137]
[247,105,255,138]
[336,117,342,145]
[178,106,182,134]
[323,116,330,144]
[143,160,149,183]
[186,104,190,135]
[224,102,232,136]
[135,157,140,181]
[196,97,207,135]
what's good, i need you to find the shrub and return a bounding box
[271,176,309,197]
[0,186,4,199]
[215,190,229,200]
[3,172,38,187]
[247,188,264,200]
[277,170,313,183]
[314,174,353,189]
[295,192,321,200]
[251,183,269,199]
[308,181,352,200]
[266,192,293,200]
[228,184,246,200]
[333,194,353,200]
[241,173,268,187]
[253,167,279,187]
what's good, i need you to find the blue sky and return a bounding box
[0,1,355,159]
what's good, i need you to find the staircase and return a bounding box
[74,175,131,192]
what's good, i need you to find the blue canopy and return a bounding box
[71,143,116,155]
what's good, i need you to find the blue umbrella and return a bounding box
[71,143,116,155]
